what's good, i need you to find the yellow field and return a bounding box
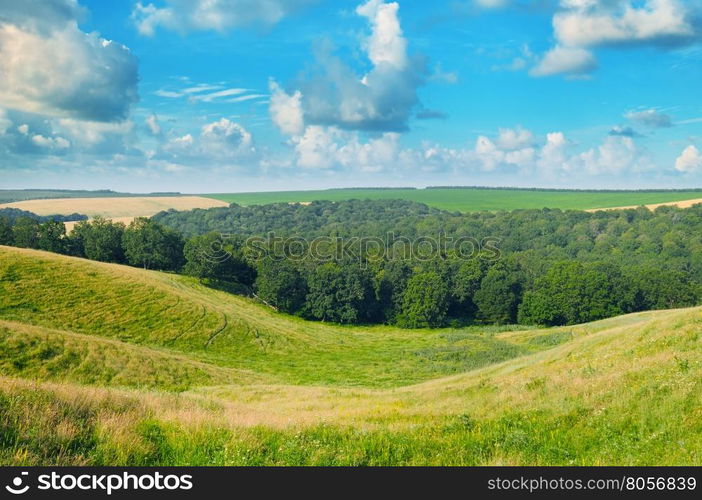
[0,195,228,223]
[588,198,702,212]
[0,195,229,231]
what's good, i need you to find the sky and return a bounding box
[0,0,701,193]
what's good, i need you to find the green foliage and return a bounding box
[183,233,255,285]
[70,216,126,263]
[519,262,622,326]
[254,258,307,313]
[397,271,450,328]
[122,217,184,271]
[304,262,376,324]
[0,217,13,246]
[11,217,40,249]
[36,220,66,254]
[474,262,523,324]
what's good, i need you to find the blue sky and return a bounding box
[1,0,701,192]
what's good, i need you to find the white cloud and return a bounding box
[532,0,700,77]
[274,0,427,133]
[292,125,400,171]
[554,0,696,48]
[675,145,702,173]
[571,135,654,175]
[530,45,597,77]
[356,0,407,70]
[31,133,70,150]
[537,132,571,173]
[625,109,673,128]
[159,118,255,168]
[146,114,161,136]
[269,80,305,136]
[132,0,317,36]
[496,126,535,150]
[0,1,138,122]
[201,118,254,157]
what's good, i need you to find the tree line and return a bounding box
[2,199,701,328]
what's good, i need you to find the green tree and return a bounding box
[254,258,307,313]
[374,260,413,323]
[518,261,621,326]
[450,259,484,319]
[36,220,67,253]
[70,217,126,262]
[183,232,255,285]
[0,217,12,246]
[397,270,450,328]
[474,261,523,324]
[304,262,376,324]
[11,217,40,249]
[122,217,184,271]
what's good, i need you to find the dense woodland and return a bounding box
[2,199,701,328]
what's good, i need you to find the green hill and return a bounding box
[0,246,700,465]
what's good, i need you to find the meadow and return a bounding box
[1,246,700,465]
[204,187,702,212]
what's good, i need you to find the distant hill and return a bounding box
[0,189,182,204]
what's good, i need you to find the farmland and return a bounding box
[204,187,702,212]
[1,246,700,465]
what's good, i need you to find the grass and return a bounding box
[1,246,701,465]
[204,187,702,212]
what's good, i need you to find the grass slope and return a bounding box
[1,246,700,465]
[205,187,702,212]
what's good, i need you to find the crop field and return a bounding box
[0,190,183,204]
[1,246,700,466]
[204,188,702,212]
[0,196,228,230]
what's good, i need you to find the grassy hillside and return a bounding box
[205,187,702,212]
[1,246,700,465]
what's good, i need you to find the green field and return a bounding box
[1,245,700,465]
[0,190,183,204]
[204,187,702,212]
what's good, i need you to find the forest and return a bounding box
[2,199,701,328]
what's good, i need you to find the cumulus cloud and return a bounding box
[554,0,697,48]
[496,126,535,150]
[291,125,400,172]
[532,0,701,76]
[625,109,673,128]
[0,0,138,122]
[159,118,255,168]
[132,0,318,36]
[269,80,305,136]
[570,135,654,175]
[675,145,702,173]
[530,45,598,77]
[272,0,428,134]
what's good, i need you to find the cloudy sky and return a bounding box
[1,0,701,192]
